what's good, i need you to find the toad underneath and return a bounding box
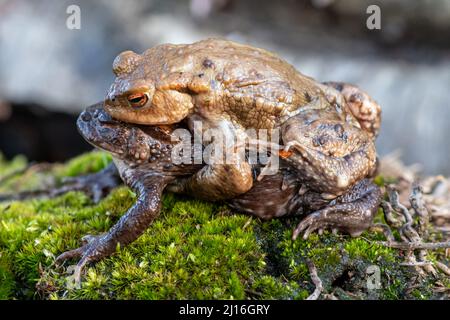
[53,104,381,282]
[104,38,381,202]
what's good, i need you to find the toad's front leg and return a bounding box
[56,166,173,286]
[167,157,253,201]
[167,119,253,200]
[293,179,382,240]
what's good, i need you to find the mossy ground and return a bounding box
[0,151,448,300]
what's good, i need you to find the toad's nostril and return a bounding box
[98,111,113,123]
[80,111,92,122]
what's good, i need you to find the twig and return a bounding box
[322,293,339,300]
[376,175,450,285]
[399,261,432,267]
[306,259,323,300]
[408,184,438,273]
[434,261,450,276]
[242,217,252,230]
[386,185,421,243]
[244,289,263,298]
[370,223,395,242]
[387,185,413,225]
[409,184,429,237]
[380,200,404,229]
[377,241,450,250]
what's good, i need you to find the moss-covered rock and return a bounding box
[0,151,448,300]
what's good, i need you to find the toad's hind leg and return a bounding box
[280,110,377,196]
[293,179,382,240]
[0,163,121,203]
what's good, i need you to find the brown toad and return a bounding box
[104,38,381,200]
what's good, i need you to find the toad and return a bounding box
[49,103,381,284]
[104,38,381,201]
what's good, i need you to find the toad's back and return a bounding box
[139,38,328,129]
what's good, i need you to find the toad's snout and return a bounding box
[78,104,116,126]
[76,103,107,141]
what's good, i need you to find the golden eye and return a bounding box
[127,92,148,108]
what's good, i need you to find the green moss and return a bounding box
[373,175,385,187]
[374,174,397,186]
[344,238,396,263]
[0,153,38,193]
[0,252,15,299]
[0,153,27,178]
[54,151,112,179]
[0,151,448,299]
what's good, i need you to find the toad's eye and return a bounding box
[127,93,148,108]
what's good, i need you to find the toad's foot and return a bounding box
[292,179,382,240]
[55,234,109,287]
[59,163,121,203]
[322,81,382,138]
[0,163,121,203]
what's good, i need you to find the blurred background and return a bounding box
[0,0,449,174]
